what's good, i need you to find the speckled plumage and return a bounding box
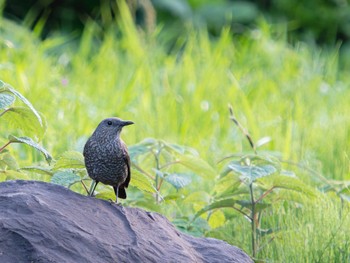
[83,117,133,202]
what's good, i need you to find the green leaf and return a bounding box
[229,162,277,182]
[2,107,46,139]
[177,154,217,178]
[2,170,30,180]
[2,82,43,126]
[131,168,157,193]
[0,91,15,109]
[235,200,271,212]
[164,173,192,190]
[228,155,280,183]
[20,166,53,175]
[257,174,317,197]
[51,171,81,187]
[54,151,85,170]
[164,142,199,156]
[208,210,226,229]
[213,175,242,196]
[128,138,156,161]
[183,191,211,204]
[0,153,19,170]
[8,135,52,164]
[195,198,241,218]
[95,187,116,200]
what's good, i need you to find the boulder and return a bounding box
[0,180,252,263]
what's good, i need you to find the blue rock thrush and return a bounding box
[83,117,134,203]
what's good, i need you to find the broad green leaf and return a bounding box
[235,200,271,212]
[183,191,211,204]
[214,175,242,195]
[195,198,241,218]
[228,155,280,183]
[2,170,30,180]
[164,173,192,190]
[95,187,116,200]
[137,137,157,146]
[153,168,164,178]
[128,138,157,161]
[173,217,210,237]
[164,142,199,156]
[215,184,250,200]
[51,171,81,187]
[220,165,234,178]
[177,154,217,178]
[159,148,174,164]
[280,169,296,177]
[0,91,15,109]
[54,151,85,170]
[164,193,183,201]
[2,81,42,126]
[131,168,157,193]
[0,153,19,170]
[8,135,52,164]
[164,142,186,154]
[2,107,46,139]
[0,173,6,182]
[257,174,317,197]
[20,166,53,175]
[208,210,226,229]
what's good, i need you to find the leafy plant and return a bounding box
[195,106,317,260]
[129,138,216,203]
[0,80,52,181]
[48,149,157,200]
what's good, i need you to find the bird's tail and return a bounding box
[114,186,127,199]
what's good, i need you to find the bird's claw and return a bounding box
[108,199,122,206]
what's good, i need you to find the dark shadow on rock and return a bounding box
[0,180,252,263]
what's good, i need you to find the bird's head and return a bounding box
[94,117,134,138]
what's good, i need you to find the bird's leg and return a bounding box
[115,186,119,204]
[89,180,99,197]
[110,186,121,206]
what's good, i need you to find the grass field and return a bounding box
[1,9,350,261]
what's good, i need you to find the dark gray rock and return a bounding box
[0,180,252,263]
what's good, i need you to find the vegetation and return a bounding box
[1,4,349,262]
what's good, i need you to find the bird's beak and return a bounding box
[122,120,134,126]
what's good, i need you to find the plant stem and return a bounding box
[154,143,163,204]
[0,108,10,118]
[231,205,252,220]
[0,141,12,152]
[159,160,180,170]
[249,182,257,258]
[228,105,257,154]
[255,187,275,204]
[80,180,89,194]
[132,163,154,180]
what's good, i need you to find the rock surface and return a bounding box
[0,180,252,263]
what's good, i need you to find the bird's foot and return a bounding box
[108,199,122,206]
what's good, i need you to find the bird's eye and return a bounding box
[107,121,113,126]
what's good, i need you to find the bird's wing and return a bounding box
[121,141,131,188]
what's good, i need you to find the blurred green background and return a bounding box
[4,0,350,44]
[1,0,350,262]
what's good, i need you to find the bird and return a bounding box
[83,117,134,204]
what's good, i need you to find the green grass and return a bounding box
[1,10,350,261]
